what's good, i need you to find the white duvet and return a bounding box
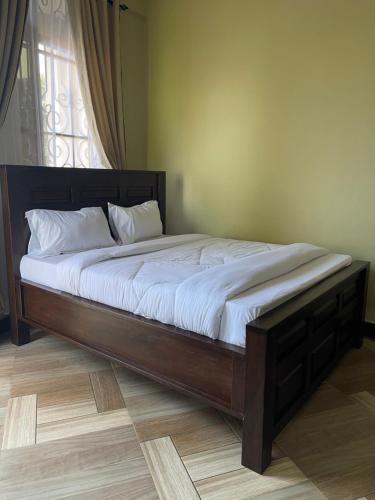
[20,234,352,347]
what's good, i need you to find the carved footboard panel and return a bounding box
[242,260,369,473]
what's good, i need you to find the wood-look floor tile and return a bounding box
[12,345,109,374]
[295,382,353,417]
[352,391,375,413]
[272,443,287,460]
[11,359,111,391]
[37,375,94,407]
[90,370,125,413]
[327,347,375,395]
[2,394,37,450]
[278,399,375,499]
[0,378,11,426]
[114,364,165,398]
[37,408,132,444]
[11,372,94,398]
[0,336,15,353]
[0,331,373,499]
[247,480,326,499]
[38,399,98,425]
[289,434,375,500]
[0,426,143,482]
[220,417,284,460]
[195,457,307,500]
[277,402,375,458]
[182,442,243,481]
[141,437,199,500]
[126,388,205,424]
[1,419,158,498]
[329,374,375,396]
[364,338,375,353]
[63,476,158,500]
[11,343,110,396]
[37,375,98,424]
[1,457,157,500]
[134,407,224,442]
[0,353,15,377]
[221,413,243,439]
[172,420,240,456]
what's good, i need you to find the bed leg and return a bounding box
[7,277,31,345]
[242,409,273,474]
[353,328,364,349]
[354,267,370,349]
[10,318,30,346]
[241,327,274,474]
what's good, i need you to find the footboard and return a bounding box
[242,260,369,473]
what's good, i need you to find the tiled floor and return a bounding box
[0,330,374,499]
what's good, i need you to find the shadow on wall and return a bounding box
[120,7,148,170]
[167,172,194,235]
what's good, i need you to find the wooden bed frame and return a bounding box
[1,164,370,474]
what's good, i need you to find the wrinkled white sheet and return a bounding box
[20,234,352,347]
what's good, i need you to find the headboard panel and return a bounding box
[1,165,166,281]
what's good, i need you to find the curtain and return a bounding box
[67,0,126,170]
[0,0,29,127]
[0,0,105,314]
[0,0,103,169]
[0,0,29,316]
[31,0,103,168]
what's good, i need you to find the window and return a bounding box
[14,0,101,168]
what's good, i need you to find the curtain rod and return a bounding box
[107,1,128,11]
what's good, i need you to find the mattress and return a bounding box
[20,235,351,347]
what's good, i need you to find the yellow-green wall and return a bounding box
[147,0,375,321]
[120,0,148,169]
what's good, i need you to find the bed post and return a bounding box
[241,326,275,474]
[354,265,370,349]
[8,317,30,346]
[1,166,30,345]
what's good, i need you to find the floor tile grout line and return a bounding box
[36,407,131,437]
[179,440,242,460]
[178,438,241,459]
[192,465,247,485]
[34,393,38,445]
[169,435,202,499]
[37,411,100,427]
[218,412,243,441]
[192,457,310,490]
[112,366,127,409]
[112,363,132,408]
[3,332,375,499]
[111,364,144,442]
[89,371,101,414]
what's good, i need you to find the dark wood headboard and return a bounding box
[0,165,166,282]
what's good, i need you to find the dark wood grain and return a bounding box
[21,281,240,414]
[0,165,166,345]
[242,262,369,472]
[0,164,370,474]
[0,315,10,334]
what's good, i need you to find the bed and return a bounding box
[1,164,369,474]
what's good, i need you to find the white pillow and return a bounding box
[108,201,163,245]
[26,207,116,257]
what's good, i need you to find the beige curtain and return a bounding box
[0,0,29,127]
[67,0,126,170]
[0,0,29,316]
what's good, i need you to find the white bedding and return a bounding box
[20,234,351,347]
